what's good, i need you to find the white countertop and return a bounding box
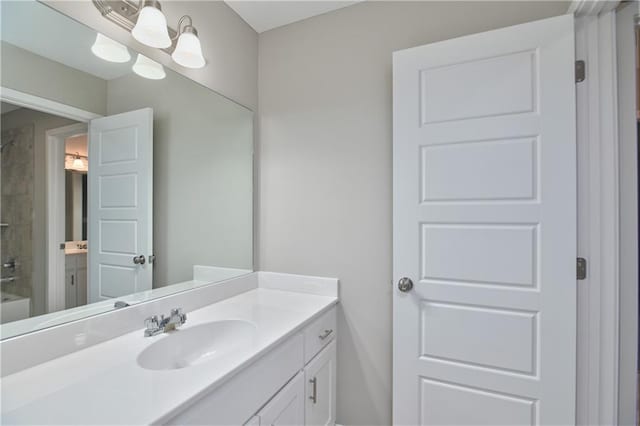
[0,288,337,425]
[64,248,87,255]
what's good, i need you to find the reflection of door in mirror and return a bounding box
[88,108,154,304]
[64,133,88,309]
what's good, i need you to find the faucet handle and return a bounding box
[145,315,159,329]
[171,308,187,324]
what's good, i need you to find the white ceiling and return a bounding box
[225,1,362,33]
[1,0,131,81]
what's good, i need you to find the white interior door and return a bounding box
[393,14,576,425]
[88,108,153,303]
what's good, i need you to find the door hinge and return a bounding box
[575,60,586,83]
[577,257,587,280]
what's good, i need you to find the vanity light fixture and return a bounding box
[131,0,171,49]
[132,54,166,80]
[65,152,88,172]
[91,33,131,63]
[93,0,206,69]
[171,16,205,69]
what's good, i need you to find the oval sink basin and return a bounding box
[137,320,257,371]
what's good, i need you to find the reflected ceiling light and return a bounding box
[131,0,171,49]
[132,54,166,80]
[171,16,205,69]
[91,33,131,63]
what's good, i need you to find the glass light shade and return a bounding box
[72,157,85,170]
[171,30,205,69]
[132,54,166,80]
[131,5,171,49]
[91,34,131,63]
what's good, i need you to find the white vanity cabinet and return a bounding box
[65,253,87,309]
[168,306,337,426]
[250,341,337,426]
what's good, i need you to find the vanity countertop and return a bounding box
[64,248,87,255]
[0,288,338,425]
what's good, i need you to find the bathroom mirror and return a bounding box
[0,1,253,338]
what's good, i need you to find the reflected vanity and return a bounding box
[0,0,253,339]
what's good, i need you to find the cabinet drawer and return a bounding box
[304,307,336,364]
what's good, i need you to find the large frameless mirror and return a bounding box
[0,0,253,339]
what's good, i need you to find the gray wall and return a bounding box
[257,2,568,424]
[1,108,79,316]
[44,0,259,111]
[107,72,254,288]
[1,42,107,115]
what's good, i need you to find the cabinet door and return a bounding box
[65,269,77,309]
[259,372,305,426]
[76,266,88,306]
[305,340,336,426]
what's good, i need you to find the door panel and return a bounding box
[88,108,153,303]
[393,14,576,425]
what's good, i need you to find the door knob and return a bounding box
[398,277,413,292]
[133,255,146,265]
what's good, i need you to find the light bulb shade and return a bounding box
[131,4,171,49]
[72,157,85,169]
[91,33,131,63]
[171,29,205,69]
[132,54,166,80]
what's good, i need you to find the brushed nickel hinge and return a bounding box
[577,257,587,280]
[575,60,586,83]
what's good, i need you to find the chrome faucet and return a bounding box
[144,308,187,337]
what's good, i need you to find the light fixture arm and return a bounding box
[132,0,160,17]
[172,15,197,40]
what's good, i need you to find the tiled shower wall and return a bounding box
[1,124,34,300]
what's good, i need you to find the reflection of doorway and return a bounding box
[64,131,89,309]
[2,88,154,324]
[0,87,100,317]
[46,123,88,313]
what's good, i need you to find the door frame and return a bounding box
[568,1,637,425]
[615,3,639,425]
[0,87,101,313]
